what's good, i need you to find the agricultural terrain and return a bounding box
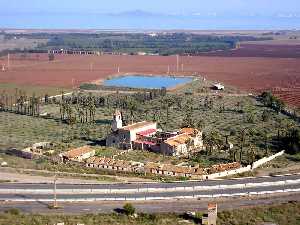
[0,78,299,180]
[0,35,47,53]
[0,33,299,180]
[0,49,300,106]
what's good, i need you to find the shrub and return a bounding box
[5,208,20,215]
[262,110,271,122]
[123,203,136,216]
[48,53,55,61]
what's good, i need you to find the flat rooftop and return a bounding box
[121,121,156,131]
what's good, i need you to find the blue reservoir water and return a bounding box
[104,75,193,89]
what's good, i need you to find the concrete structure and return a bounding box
[60,146,95,163]
[213,83,224,90]
[48,49,101,56]
[86,156,143,172]
[202,203,217,225]
[148,33,158,37]
[161,128,203,156]
[205,151,284,180]
[106,110,203,156]
[112,110,123,132]
[11,142,55,159]
[145,162,205,178]
[106,110,157,149]
[252,151,285,169]
[144,162,241,178]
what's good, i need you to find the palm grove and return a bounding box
[0,87,299,167]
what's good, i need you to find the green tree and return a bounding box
[127,98,137,124]
[262,110,271,122]
[247,145,256,165]
[263,130,270,156]
[123,203,135,216]
[239,129,247,163]
[48,53,55,61]
[203,131,222,155]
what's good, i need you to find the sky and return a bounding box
[2,0,300,14]
[0,0,300,29]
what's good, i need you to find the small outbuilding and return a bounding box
[213,83,225,90]
[60,146,95,163]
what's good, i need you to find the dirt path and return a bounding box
[254,164,300,177]
[0,167,152,184]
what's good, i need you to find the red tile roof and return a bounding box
[180,128,199,135]
[63,146,94,159]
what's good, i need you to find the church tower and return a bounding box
[112,109,123,132]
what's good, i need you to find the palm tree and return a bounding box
[76,103,84,123]
[263,130,270,156]
[247,145,256,165]
[127,99,137,124]
[239,128,247,163]
[196,119,205,131]
[203,131,222,155]
[229,147,238,162]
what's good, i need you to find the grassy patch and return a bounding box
[0,83,70,97]
[0,202,299,225]
[218,201,300,225]
[0,180,11,183]
[95,147,120,158]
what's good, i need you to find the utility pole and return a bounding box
[7,53,10,70]
[117,66,120,73]
[53,173,58,208]
[176,55,179,72]
[72,78,75,90]
[181,63,184,72]
[167,65,170,74]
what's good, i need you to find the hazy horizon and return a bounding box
[1,0,300,29]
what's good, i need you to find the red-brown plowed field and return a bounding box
[0,53,299,107]
[268,88,300,108]
[198,44,300,58]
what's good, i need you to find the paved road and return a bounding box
[1,173,300,190]
[0,174,299,202]
[1,184,299,201]
[1,194,299,214]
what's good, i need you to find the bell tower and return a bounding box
[112,109,123,132]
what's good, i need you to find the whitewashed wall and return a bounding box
[252,150,285,169]
[203,151,285,180]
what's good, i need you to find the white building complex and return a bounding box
[106,110,204,156]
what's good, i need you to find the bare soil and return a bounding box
[0,52,299,106]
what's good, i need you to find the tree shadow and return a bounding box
[286,155,300,162]
[179,213,202,224]
[15,194,50,208]
[94,119,111,125]
[88,139,106,147]
[114,208,125,214]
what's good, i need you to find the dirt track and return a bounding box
[0,53,299,106]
